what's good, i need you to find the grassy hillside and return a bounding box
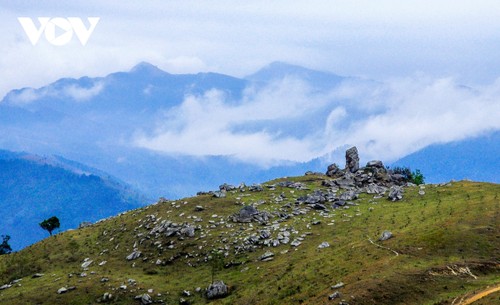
[0,176,498,305]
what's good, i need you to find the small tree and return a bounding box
[210,250,225,284]
[39,216,60,236]
[411,169,425,185]
[0,235,12,255]
[389,166,425,185]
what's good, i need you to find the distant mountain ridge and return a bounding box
[0,61,498,202]
[392,131,500,183]
[0,150,149,250]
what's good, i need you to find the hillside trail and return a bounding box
[455,284,500,305]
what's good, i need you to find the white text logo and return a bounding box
[18,17,100,46]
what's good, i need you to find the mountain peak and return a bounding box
[130,62,169,75]
[246,61,345,87]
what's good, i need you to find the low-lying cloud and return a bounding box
[135,75,500,166]
[4,81,105,105]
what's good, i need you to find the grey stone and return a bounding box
[213,191,226,198]
[339,190,358,201]
[366,160,384,168]
[260,251,274,261]
[345,147,360,173]
[102,292,113,301]
[328,291,341,300]
[326,163,341,177]
[57,287,68,294]
[0,284,11,290]
[379,230,393,241]
[388,186,403,201]
[248,184,263,192]
[219,183,236,191]
[318,242,330,249]
[78,221,92,228]
[81,259,93,269]
[126,250,142,261]
[331,282,345,289]
[181,225,195,238]
[134,294,153,305]
[206,280,229,299]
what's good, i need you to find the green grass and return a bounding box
[0,177,498,305]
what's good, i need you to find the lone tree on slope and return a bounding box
[0,235,12,255]
[39,216,60,236]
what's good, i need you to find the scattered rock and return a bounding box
[78,221,93,228]
[57,287,68,294]
[206,280,229,299]
[331,282,345,289]
[318,242,330,249]
[379,230,393,241]
[126,250,142,260]
[81,259,93,269]
[102,292,113,302]
[328,291,341,300]
[32,273,44,278]
[260,251,275,261]
[213,190,226,198]
[179,297,190,305]
[219,183,236,192]
[248,184,263,192]
[0,284,11,290]
[135,293,153,305]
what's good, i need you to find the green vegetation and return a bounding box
[389,166,425,185]
[0,177,498,305]
[39,216,60,236]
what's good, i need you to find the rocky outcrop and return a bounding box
[345,146,360,173]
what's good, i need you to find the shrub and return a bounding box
[388,166,425,185]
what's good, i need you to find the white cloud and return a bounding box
[135,75,500,165]
[323,76,500,162]
[63,82,104,101]
[134,78,326,165]
[4,81,104,105]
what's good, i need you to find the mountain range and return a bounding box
[1,61,497,200]
[0,150,148,250]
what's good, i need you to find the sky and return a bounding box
[1,0,499,164]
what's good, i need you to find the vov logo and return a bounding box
[18,17,100,46]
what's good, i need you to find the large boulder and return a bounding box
[236,206,258,221]
[345,146,360,173]
[326,163,341,177]
[231,206,270,223]
[388,186,403,201]
[206,280,228,299]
